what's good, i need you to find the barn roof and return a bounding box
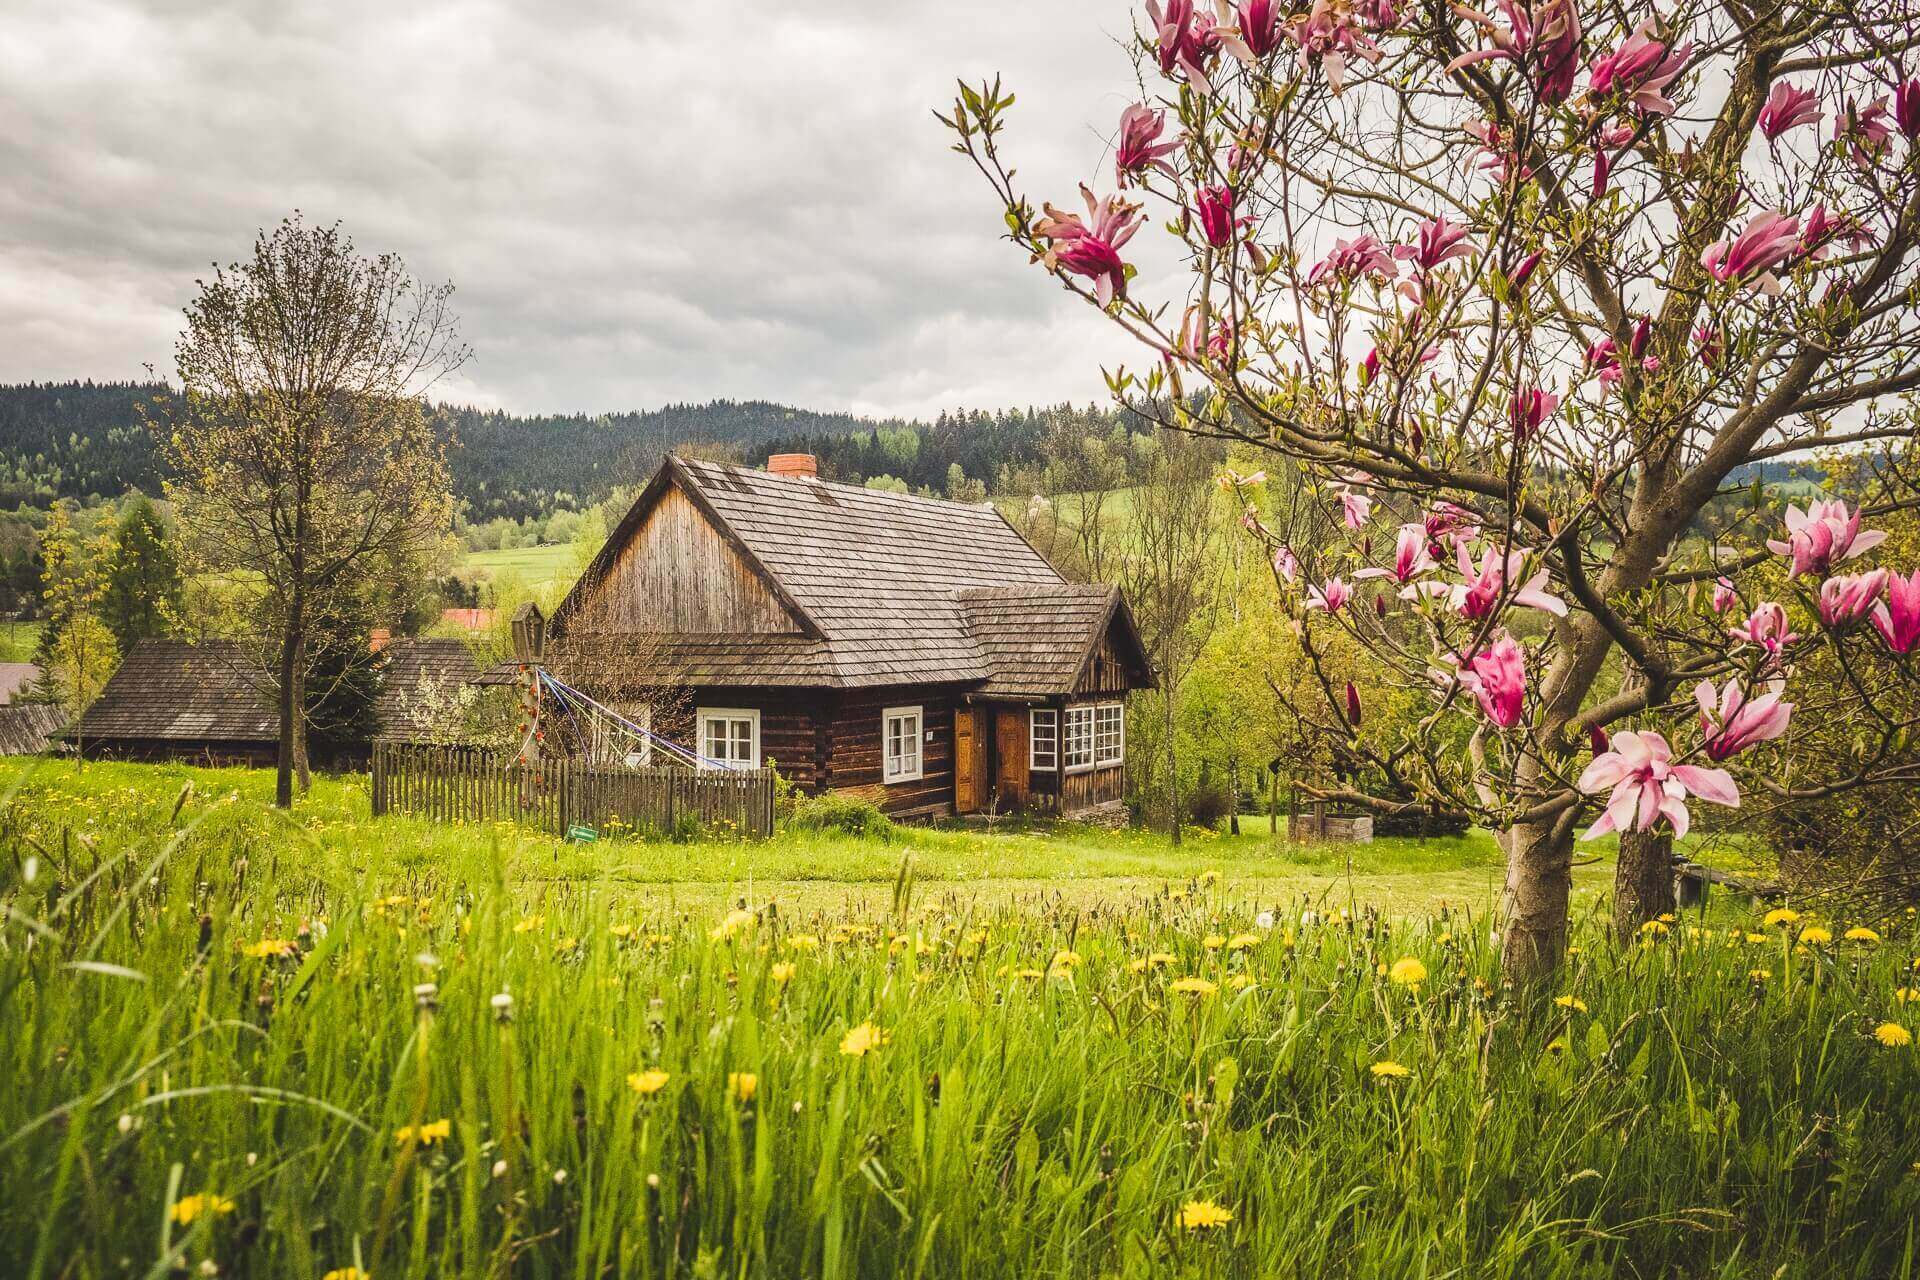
[957,584,1152,699]
[0,703,65,755]
[548,455,1147,694]
[65,638,479,745]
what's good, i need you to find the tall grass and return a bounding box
[3,772,1918,1277]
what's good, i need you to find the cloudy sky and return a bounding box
[0,0,1174,420]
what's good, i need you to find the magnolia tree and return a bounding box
[945,0,1920,978]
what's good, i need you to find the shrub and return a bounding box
[788,792,894,839]
[1183,767,1233,830]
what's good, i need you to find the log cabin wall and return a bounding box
[652,690,824,791]
[1073,632,1135,697]
[825,687,959,821]
[585,488,799,634]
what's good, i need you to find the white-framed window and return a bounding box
[1030,708,1058,771]
[883,705,923,782]
[697,707,759,769]
[1095,702,1125,767]
[1063,704,1095,772]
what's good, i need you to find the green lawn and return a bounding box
[0,618,41,664]
[463,542,577,591]
[0,757,1616,919]
[4,755,1915,1279]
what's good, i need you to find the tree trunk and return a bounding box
[293,664,312,795]
[1228,757,1240,836]
[275,622,299,809]
[1612,828,1674,942]
[1501,816,1575,984]
[1164,689,1181,846]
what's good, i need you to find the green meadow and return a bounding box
[3,759,1917,1278]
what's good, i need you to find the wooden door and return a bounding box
[954,708,979,813]
[995,708,1028,807]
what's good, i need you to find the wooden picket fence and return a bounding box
[371,740,775,839]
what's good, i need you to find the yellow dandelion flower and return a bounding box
[1369,1060,1411,1079]
[770,962,797,984]
[1895,987,1917,1004]
[710,909,755,942]
[1227,974,1256,990]
[395,1118,451,1145]
[1749,968,1772,981]
[1127,958,1149,974]
[1873,1023,1912,1048]
[840,1022,889,1057]
[512,915,544,934]
[169,1192,235,1225]
[1171,976,1218,996]
[1199,870,1221,886]
[1388,957,1428,986]
[785,934,820,951]
[1546,1037,1569,1054]
[1798,926,1832,946]
[1553,995,1588,1012]
[322,1269,370,1280]
[609,923,635,940]
[1178,1198,1233,1230]
[1148,951,1176,967]
[1844,927,1881,943]
[1050,949,1082,970]
[627,1069,671,1096]
[728,1072,758,1102]
[1226,933,1262,951]
[1763,907,1800,928]
[241,938,296,959]
[1639,919,1669,936]
[1744,933,1767,944]
[1656,913,1676,924]
[1202,934,1227,951]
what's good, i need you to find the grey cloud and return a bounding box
[0,0,1162,419]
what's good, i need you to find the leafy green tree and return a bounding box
[99,496,182,651]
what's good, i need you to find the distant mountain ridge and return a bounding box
[0,382,922,519]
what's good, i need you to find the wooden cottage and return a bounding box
[536,453,1154,821]
[65,637,480,766]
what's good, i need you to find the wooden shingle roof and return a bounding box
[67,638,479,744]
[555,456,1117,691]
[957,583,1132,699]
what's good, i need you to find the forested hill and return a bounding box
[0,382,1122,520]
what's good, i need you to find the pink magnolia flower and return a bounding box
[1452,543,1568,618]
[1837,95,1893,165]
[1445,0,1582,105]
[1695,678,1793,762]
[1506,249,1543,289]
[1578,730,1738,840]
[1273,544,1300,583]
[1465,119,1532,184]
[1507,386,1558,443]
[1872,568,1920,653]
[1766,498,1886,578]
[1147,0,1220,91]
[1395,215,1474,272]
[1729,601,1799,660]
[1307,234,1397,285]
[1035,186,1145,308]
[1711,575,1738,613]
[1693,324,1722,367]
[1356,523,1436,586]
[1424,502,1479,553]
[1800,203,1872,260]
[1586,337,1624,390]
[1217,0,1286,61]
[1305,576,1353,613]
[1195,184,1239,248]
[1346,680,1362,725]
[1114,104,1180,187]
[1587,20,1692,116]
[1451,633,1528,728]
[1701,211,1801,294]
[1817,569,1888,627]
[1333,480,1373,529]
[1896,79,1920,140]
[1286,0,1382,94]
[1757,82,1822,139]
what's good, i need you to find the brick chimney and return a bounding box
[767,452,818,480]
